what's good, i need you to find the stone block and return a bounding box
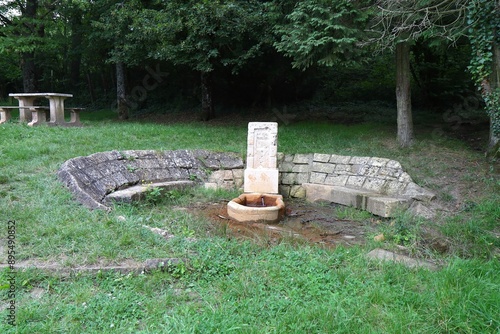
[292,164,311,173]
[284,154,294,162]
[232,169,244,179]
[402,182,436,201]
[247,122,278,169]
[346,176,366,188]
[398,172,413,183]
[383,180,407,196]
[386,160,402,169]
[361,166,380,177]
[329,154,351,164]
[281,172,297,185]
[290,185,306,198]
[369,157,389,167]
[334,164,351,173]
[324,174,348,186]
[378,167,402,179]
[279,185,291,197]
[313,153,331,162]
[365,196,409,217]
[304,183,370,208]
[349,156,370,165]
[244,168,279,193]
[296,172,310,184]
[279,162,294,172]
[292,154,312,164]
[363,178,387,192]
[312,162,336,173]
[309,172,327,184]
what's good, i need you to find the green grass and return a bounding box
[0,110,499,333]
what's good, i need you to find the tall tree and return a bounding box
[92,0,147,120]
[467,0,500,156]
[132,0,268,120]
[370,0,469,147]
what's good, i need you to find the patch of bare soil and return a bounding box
[186,199,378,248]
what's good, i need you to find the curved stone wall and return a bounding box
[58,150,244,210]
[59,150,434,215]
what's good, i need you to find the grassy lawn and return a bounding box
[0,109,499,333]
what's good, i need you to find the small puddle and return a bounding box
[190,200,376,247]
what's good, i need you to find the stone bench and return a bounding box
[58,150,245,210]
[279,153,436,217]
[0,106,85,126]
[0,106,49,124]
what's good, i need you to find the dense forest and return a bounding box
[0,0,498,152]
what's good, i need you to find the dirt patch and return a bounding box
[185,199,378,247]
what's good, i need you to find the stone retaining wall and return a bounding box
[278,153,434,201]
[58,150,244,210]
[59,150,434,214]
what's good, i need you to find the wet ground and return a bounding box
[188,199,378,247]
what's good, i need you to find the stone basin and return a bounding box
[227,193,285,223]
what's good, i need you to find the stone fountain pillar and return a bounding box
[244,122,279,194]
[227,122,285,223]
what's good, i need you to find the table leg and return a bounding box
[47,96,68,125]
[14,97,36,123]
[27,108,47,126]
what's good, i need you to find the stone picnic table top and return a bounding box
[7,92,76,126]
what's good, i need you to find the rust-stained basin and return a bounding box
[227,193,285,223]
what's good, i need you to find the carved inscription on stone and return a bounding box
[247,122,277,169]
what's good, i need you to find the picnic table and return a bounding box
[0,93,84,127]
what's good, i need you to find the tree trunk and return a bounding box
[396,42,414,147]
[200,71,215,121]
[116,62,129,120]
[69,10,83,89]
[487,40,500,155]
[22,0,39,92]
[22,52,37,92]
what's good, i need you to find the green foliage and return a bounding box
[467,0,500,136]
[274,0,371,69]
[131,0,268,74]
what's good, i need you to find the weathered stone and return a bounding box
[386,160,402,169]
[398,172,413,183]
[365,195,409,217]
[383,180,407,196]
[284,154,294,162]
[313,153,331,162]
[279,162,294,172]
[292,154,312,164]
[291,164,310,173]
[366,248,438,270]
[324,175,348,186]
[309,172,327,184]
[349,156,370,165]
[377,167,401,179]
[290,185,306,198]
[361,165,380,177]
[173,150,196,168]
[279,185,291,197]
[334,164,351,173]
[281,172,297,185]
[363,178,387,192]
[312,162,336,173]
[247,122,278,169]
[346,176,366,188]
[408,201,437,220]
[296,172,310,184]
[244,168,279,193]
[403,182,436,201]
[329,154,351,164]
[104,181,195,204]
[369,157,389,167]
[232,169,244,179]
